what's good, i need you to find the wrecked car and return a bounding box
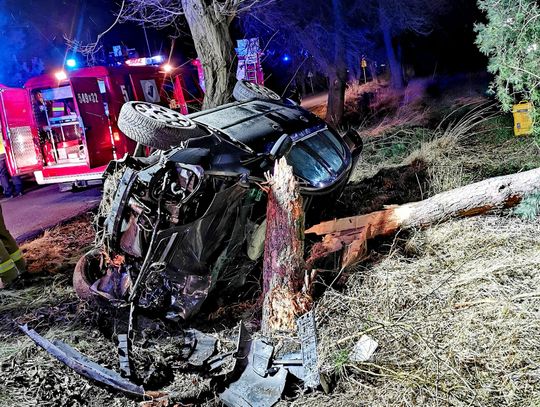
[73,80,362,319]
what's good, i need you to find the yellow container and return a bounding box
[512,101,534,136]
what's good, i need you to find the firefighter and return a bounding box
[0,140,23,198]
[0,204,25,288]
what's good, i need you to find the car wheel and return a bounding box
[73,249,104,301]
[118,102,203,150]
[233,80,282,102]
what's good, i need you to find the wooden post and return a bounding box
[261,158,311,335]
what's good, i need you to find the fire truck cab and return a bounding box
[0,65,167,186]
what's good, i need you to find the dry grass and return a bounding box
[20,213,95,274]
[301,215,540,407]
[351,101,540,198]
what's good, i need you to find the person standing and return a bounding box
[0,204,25,288]
[0,140,23,198]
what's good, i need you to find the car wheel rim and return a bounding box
[134,103,194,128]
[244,81,280,100]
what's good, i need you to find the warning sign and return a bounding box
[140,79,160,103]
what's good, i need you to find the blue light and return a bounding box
[66,59,77,68]
[282,54,291,62]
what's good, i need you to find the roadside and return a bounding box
[1,184,101,243]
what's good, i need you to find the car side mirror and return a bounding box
[269,134,294,159]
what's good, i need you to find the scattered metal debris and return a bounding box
[21,314,323,406]
[350,335,379,362]
[117,333,132,377]
[221,366,288,407]
[220,324,286,407]
[272,352,305,381]
[185,329,218,367]
[297,311,320,389]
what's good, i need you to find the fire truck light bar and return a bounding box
[125,56,164,66]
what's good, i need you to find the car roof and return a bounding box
[188,100,324,147]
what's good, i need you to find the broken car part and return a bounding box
[184,329,218,367]
[117,333,132,377]
[19,324,146,397]
[297,311,321,389]
[220,323,286,407]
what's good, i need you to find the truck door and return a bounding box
[70,77,114,168]
[0,88,43,176]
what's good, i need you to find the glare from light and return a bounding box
[162,64,174,73]
[55,71,68,81]
[66,59,77,68]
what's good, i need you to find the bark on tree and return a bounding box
[181,0,236,109]
[378,5,404,89]
[326,67,347,125]
[326,0,347,125]
[262,158,311,335]
[307,167,540,269]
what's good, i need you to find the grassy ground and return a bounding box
[1,77,540,406]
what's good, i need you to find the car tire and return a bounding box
[118,102,203,150]
[233,80,282,102]
[73,249,103,301]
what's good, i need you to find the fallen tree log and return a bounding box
[307,166,540,269]
[262,158,311,335]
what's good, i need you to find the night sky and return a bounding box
[0,0,487,87]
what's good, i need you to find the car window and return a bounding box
[302,130,345,173]
[287,144,332,185]
[286,129,347,186]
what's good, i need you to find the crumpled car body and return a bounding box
[75,98,360,319]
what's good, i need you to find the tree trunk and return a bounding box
[378,5,404,89]
[262,158,311,335]
[326,67,347,125]
[182,0,236,109]
[326,0,347,126]
[307,167,540,269]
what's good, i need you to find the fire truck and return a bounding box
[0,65,192,187]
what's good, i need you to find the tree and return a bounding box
[248,0,367,125]
[120,0,263,109]
[307,166,540,269]
[369,0,446,89]
[261,158,311,334]
[475,0,540,133]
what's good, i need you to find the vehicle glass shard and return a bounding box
[297,310,320,389]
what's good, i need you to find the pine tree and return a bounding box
[476,0,540,133]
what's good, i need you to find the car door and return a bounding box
[70,77,114,168]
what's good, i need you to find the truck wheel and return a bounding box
[233,80,282,102]
[118,102,202,150]
[73,249,104,301]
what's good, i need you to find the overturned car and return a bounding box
[74,81,362,320]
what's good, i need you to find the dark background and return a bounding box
[0,0,487,88]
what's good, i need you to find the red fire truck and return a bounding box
[0,65,171,187]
